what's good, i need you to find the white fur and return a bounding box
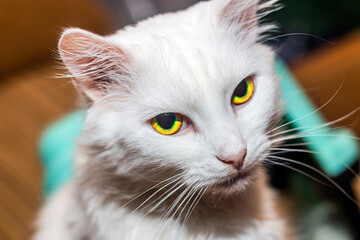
[34,0,292,239]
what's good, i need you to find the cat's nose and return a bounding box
[217,149,247,170]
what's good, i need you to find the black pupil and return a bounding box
[233,80,247,98]
[156,113,176,129]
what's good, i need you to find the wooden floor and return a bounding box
[0,64,77,240]
[0,31,359,240]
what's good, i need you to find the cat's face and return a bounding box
[59,0,282,194]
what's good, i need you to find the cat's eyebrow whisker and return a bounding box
[267,155,359,206]
[266,80,344,135]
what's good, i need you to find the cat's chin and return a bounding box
[210,168,256,195]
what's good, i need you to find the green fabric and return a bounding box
[39,58,358,197]
[276,58,358,177]
[39,111,84,197]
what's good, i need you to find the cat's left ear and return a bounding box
[58,28,132,102]
[216,0,277,39]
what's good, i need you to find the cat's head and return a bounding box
[59,0,282,195]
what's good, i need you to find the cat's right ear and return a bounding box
[58,28,131,102]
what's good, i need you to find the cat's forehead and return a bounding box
[131,35,251,109]
[131,45,257,120]
[107,2,259,112]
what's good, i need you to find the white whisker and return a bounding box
[129,175,184,216]
[147,181,188,214]
[264,159,330,186]
[121,173,184,209]
[267,80,344,135]
[261,32,334,44]
[183,186,208,225]
[268,156,359,206]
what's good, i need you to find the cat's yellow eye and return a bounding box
[231,76,254,105]
[151,113,183,135]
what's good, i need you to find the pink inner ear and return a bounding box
[220,0,258,32]
[60,31,127,63]
[59,29,129,101]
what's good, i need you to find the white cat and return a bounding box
[34,0,294,239]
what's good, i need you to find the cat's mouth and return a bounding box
[216,170,252,188]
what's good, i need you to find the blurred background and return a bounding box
[0,0,359,239]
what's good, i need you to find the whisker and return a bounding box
[159,185,198,238]
[264,159,331,186]
[170,187,195,221]
[120,173,184,209]
[182,188,202,225]
[271,132,360,144]
[129,175,184,216]
[270,147,317,155]
[269,125,314,138]
[270,147,360,179]
[268,156,359,206]
[261,32,334,44]
[151,183,194,239]
[144,178,187,210]
[147,181,188,214]
[270,123,348,139]
[102,174,185,227]
[285,107,359,137]
[267,80,344,135]
[177,188,198,224]
[183,186,208,225]
[159,183,193,220]
[275,142,314,147]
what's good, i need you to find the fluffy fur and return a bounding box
[34,0,293,239]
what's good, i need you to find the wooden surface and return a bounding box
[353,177,360,211]
[0,64,77,240]
[0,31,359,240]
[0,0,112,76]
[291,30,360,137]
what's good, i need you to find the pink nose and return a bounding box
[217,149,247,170]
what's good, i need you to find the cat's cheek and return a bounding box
[244,135,271,168]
